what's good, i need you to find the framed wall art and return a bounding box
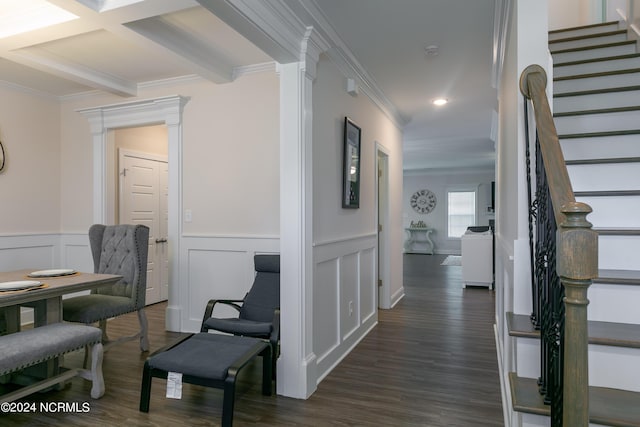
[342,117,361,208]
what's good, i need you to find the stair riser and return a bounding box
[560,134,640,161]
[599,235,640,270]
[550,33,628,52]
[552,43,637,63]
[589,346,640,392]
[568,163,640,192]
[554,72,640,93]
[555,110,640,135]
[516,339,640,393]
[554,56,640,77]
[589,283,640,323]
[575,195,640,228]
[515,340,539,380]
[554,89,640,113]
[549,23,621,41]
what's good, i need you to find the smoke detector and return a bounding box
[424,45,439,57]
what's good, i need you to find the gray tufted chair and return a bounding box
[63,224,150,353]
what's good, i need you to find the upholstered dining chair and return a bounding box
[63,224,150,353]
[201,254,280,380]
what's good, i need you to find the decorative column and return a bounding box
[278,27,329,399]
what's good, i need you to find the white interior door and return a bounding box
[377,148,391,309]
[159,162,169,301]
[119,149,168,306]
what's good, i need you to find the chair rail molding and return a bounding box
[77,95,190,333]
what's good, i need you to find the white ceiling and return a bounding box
[0,0,498,173]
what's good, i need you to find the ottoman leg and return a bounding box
[261,347,272,396]
[139,362,153,412]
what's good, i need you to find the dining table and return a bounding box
[0,269,122,398]
[0,269,122,332]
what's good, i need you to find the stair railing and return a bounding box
[519,64,599,427]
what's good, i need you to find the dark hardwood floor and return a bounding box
[2,254,503,426]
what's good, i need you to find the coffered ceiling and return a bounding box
[0,0,500,173]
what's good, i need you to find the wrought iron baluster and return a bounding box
[524,97,564,426]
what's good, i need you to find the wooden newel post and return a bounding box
[557,201,598,427]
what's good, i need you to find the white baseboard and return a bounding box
[495,323,512,427]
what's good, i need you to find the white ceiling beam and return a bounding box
[195,0,306,64]
[123,17,233,84]
[8,47,137,97]
[0,0,223,95]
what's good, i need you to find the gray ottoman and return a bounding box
[139,333,272,427]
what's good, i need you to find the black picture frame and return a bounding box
[342,117,361,208]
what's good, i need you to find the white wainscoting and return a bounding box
[1,233,280,332]
[0,234,60,271]
[0,233,93,325]
[179,234,280,332]
[312,233,378,383]
[0,232,92,275]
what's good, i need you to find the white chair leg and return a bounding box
[137,309,149,352]
[90,343,104,399]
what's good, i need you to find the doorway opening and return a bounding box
[376,144,391,309]
[78,95,189,332]
[114,126,169,306]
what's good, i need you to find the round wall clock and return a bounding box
[410,189,437,214]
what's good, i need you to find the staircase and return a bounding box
[509,22,640,426]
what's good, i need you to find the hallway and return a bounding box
[302,253,503,426]
[2,254,503,426]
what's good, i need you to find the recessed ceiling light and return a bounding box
[433,98,448,106]
[0,0,78,39]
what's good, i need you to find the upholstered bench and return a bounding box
[0,322,104,402]
[140,333,272,427]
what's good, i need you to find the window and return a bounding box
[447,190,476,238]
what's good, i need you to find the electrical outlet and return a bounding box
[349,301,354,316]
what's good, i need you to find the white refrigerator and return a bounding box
[461,228,494,289]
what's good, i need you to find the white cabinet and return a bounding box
[461,229,493,289]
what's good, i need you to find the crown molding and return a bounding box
[492,0,512,89]
[296,0,406,129]
[199,0,405,129]
[196,0,308,64]
[232,62,277,79]
[404,165,496,177]
[0,79,60,101]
